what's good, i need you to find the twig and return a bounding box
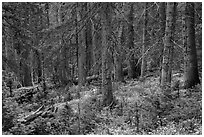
[172,39,184,50]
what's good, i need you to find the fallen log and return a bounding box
[18,102,71,124]
[73,75,100,85]
[18,105,45,123]
[14,85,42,104]
[17,89,102,124]
[14,85,39,93]
[17,98,94,124]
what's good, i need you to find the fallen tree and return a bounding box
[17,88,102,124]
[72,75,100,85]
[14,85,42,104]
[18,101,77,124]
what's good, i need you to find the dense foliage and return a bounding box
[2,70,202,135]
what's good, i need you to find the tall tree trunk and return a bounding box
[161,2,176,87]
[182,3,187,72]
[41,52,46,91]
[141,2,148,78]
[101,3,114,107]
[127,3,136,79]
[75,4,79,81]
[183,2,200,88]
[61,40,68,84]
[21,50,33,87]
[114,22,124,82]
[92,23,97,75]
[33,30,42,83]
[35,50,42,83]
[159,2,166,83]
[92,23,102,76]
[58,3,67,84]
[78,3,86,86]
[85,3,94,76]
[3,27,13,71]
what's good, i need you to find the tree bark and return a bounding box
[78,3,86,86]
[34,49,42,83]
[127,3,136,79]
[141,2,148,78]
[92,25,102,76]
[101,3,114,107]
[114,22,124,82]
[61,42,68,85]
[161,2,176,87]
[21,50,33,87]
[183,2,200,88]
[182,3,187,72]
[85,3,94,76]
[159,2,166,83]
[92,23,97,75]
[75,4,79,81]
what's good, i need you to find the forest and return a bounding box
[2,2,202,135]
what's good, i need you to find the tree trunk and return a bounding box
[92,21,102,76]
[101,3,114,107]
[34,50,42,83]
[92,23,97,75]
[161,2,176,87]
[182,3,187,72]
[61,44,68,85]
[127,3,136,79]
[159,2,166,83]
[21,50,33,87]
[114,22,124,82]
[85,3,94,76]
[183,2,200,88]
[78,3,86,86]
[75,5,79,81]
[141,2,148,78]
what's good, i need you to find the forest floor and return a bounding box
[2,72,202,135]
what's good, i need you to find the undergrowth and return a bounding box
[2,72,202,135]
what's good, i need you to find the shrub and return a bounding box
[2,97,22,132]
[135,84,202,134]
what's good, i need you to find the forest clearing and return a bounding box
[2,2,202,135]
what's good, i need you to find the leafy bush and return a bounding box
[2,97,22,132]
